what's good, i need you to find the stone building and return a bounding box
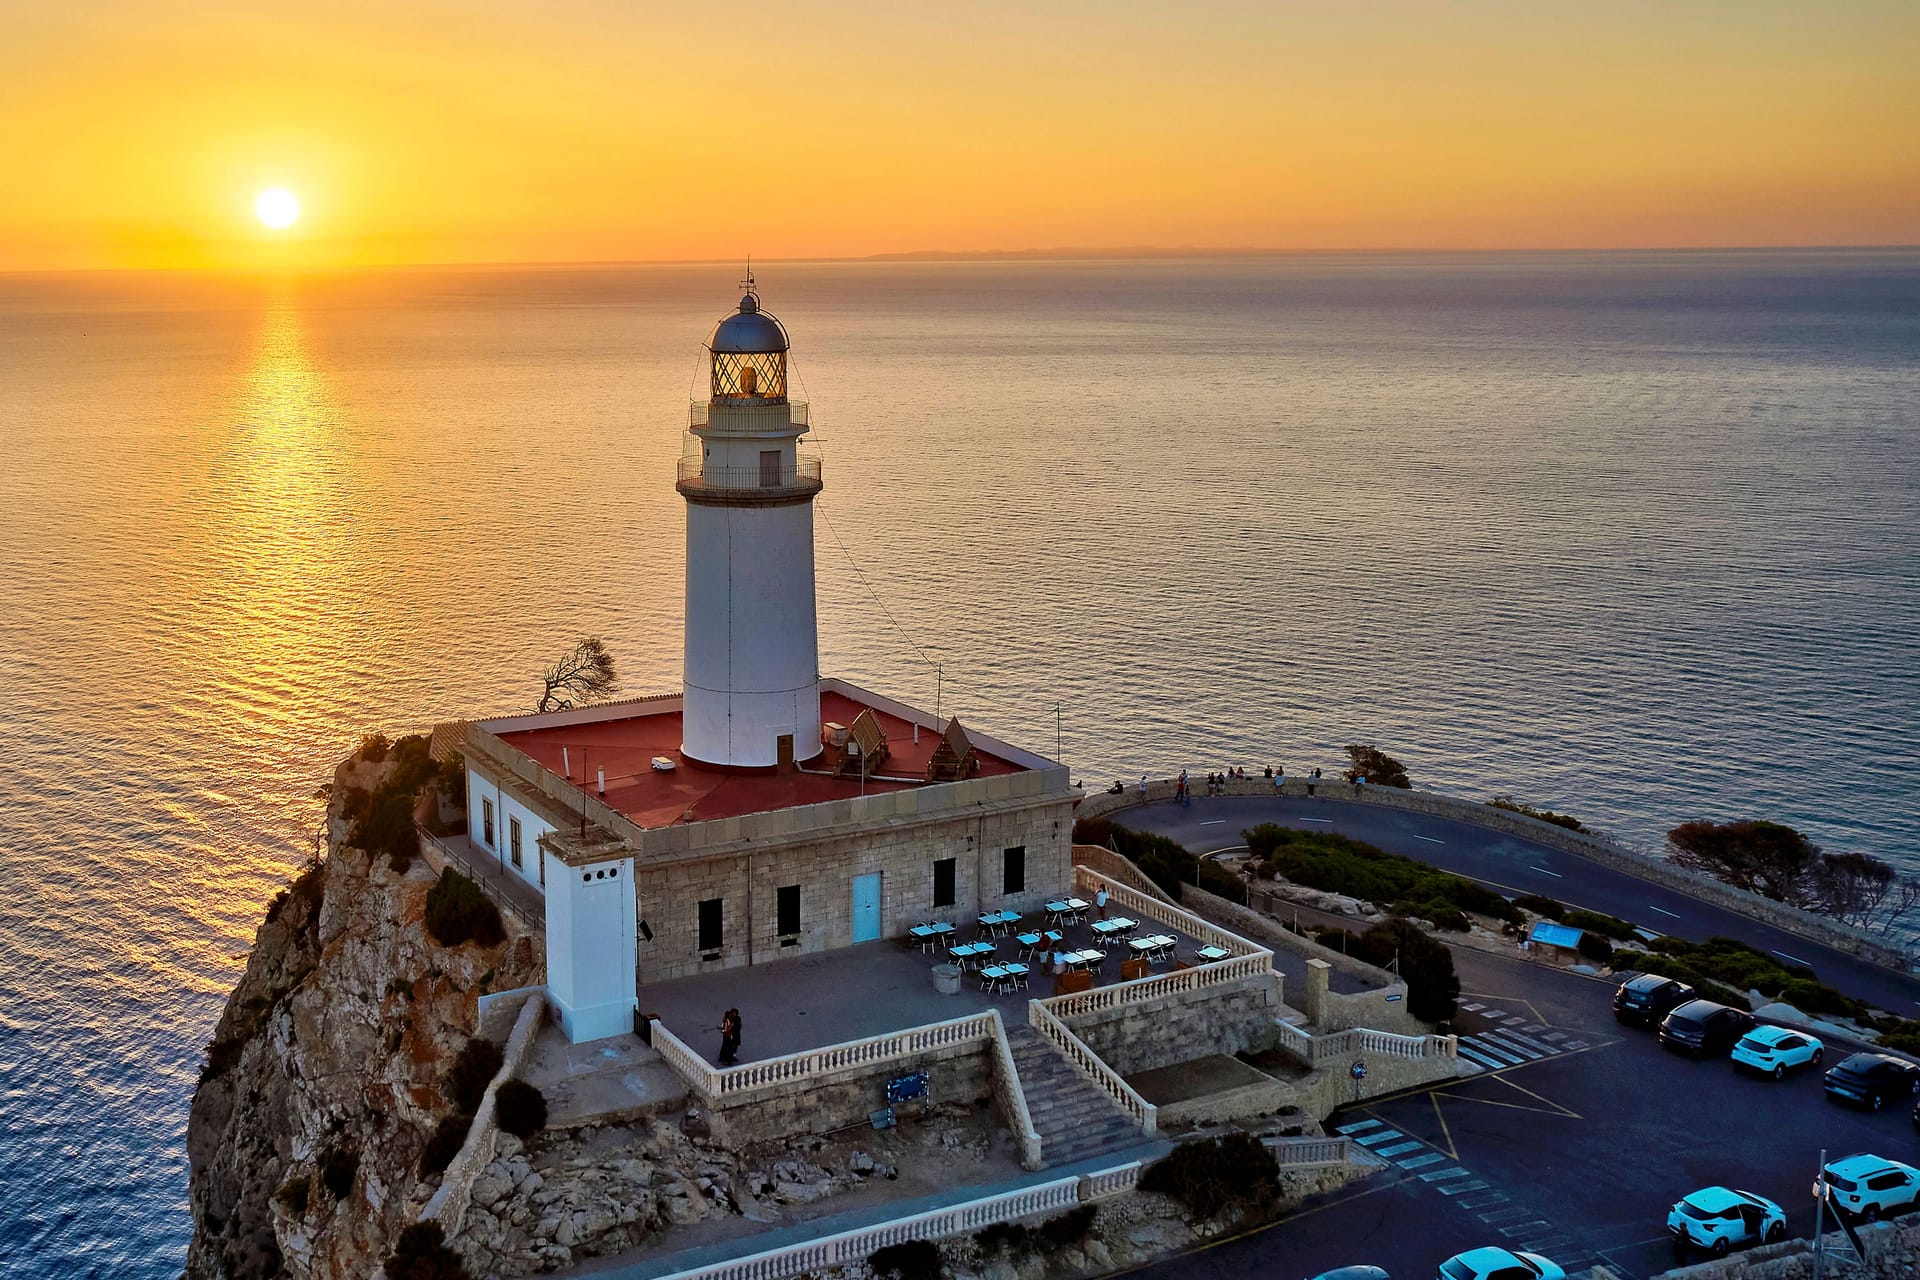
[443,280,1075,1044]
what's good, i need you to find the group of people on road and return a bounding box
[1161,764,1330,805]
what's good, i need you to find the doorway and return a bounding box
[851,872,883,943]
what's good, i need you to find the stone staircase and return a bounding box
[1004,1025,1145,1168]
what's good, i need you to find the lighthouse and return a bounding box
[678,277,825,769]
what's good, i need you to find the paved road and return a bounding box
[1118,794,1920,1015]
[1128,946,1912,1280]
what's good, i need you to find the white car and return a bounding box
[1730,1025,1824,1078]
[1667,1186,1787,1255]
[1817,1153,1920,1222]
[1437,1247,1566,1280]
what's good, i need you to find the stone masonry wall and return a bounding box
[703,1039,994,1149]
[1082,780,1912,971]
[637,798,1074,981]
[1061,971,1284,1077]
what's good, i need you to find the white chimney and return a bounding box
[597,767,606,795]
[562,746,571,777]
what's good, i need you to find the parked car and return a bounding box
[1307,1269,1390,1280]
[1437,1247,1566,1280]
[1823,1053,1920,1110]
[1730,1025,1824,1079]
[1658,1000,1756,1056]
[1667,1186,1787,1256]
[1613,974,1696,1028]
[1816,1153,1920,1221]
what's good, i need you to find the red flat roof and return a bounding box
[494,690,1027,828]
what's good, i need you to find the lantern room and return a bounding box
[707,278,789,403]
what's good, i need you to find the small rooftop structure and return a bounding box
[925,715,980,783]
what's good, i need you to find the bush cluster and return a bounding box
[1576,932,1614,964]
[445,1038,505,1114]
[1512,894,1566,920]
[1487,796,1586,832]
[1564,909,1637,941]
[1245,824,1520,925]
[974,1205,1096,1258]
[344,733,443,871]
[424,869,505,948]
[867,1239,942,1280]
[1138,1132,1280,1222]
[1107,827,1197,901]
[495,1080,549,1139]
[1195,859,1248,905]
[420,1112,475,1176]
[1343,744,1412,789]
[1612,950,1752,1012]
[1623,935,1867,1019]
[386,1222,472,1280]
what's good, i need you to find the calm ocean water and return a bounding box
[1,252,1916,1275]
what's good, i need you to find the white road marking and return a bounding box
[1335,1118,1382,1134]
[1397,1151,1448,1170]
[1528,865,1564,878]
[1648,904,1683,919]
[1771,949,1811,966]
[1299,817,1334,824]
[1199,820,1226,826]
[1414,835,1445,843]
[1376,1141,1425,1158]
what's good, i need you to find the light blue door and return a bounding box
[851,873,883,943]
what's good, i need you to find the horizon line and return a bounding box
[4,241,1917,279]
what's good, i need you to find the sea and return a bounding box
[0,251,1916,1276]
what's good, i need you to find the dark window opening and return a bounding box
[1002,846,1026,896]
[698,898,723,951]
[777,884,801,936]
[933,858,956,909]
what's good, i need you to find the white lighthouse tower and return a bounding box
[679,277,824,768]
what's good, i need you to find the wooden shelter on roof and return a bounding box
[925,716,981,783]
[836,708,891,777]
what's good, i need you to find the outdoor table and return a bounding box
[1194,944,1231,962]
[1091,916,1137,939]
[910,922,955,953]
[1065,948,1106,972]
[976,909,1021,936]
[949,941,995,971]
[1128,933,1176,960]
[979,962,1031,993]
[1016,930,1063,959]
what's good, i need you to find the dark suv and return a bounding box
[1614,975,1696,1029]
[1824,1053,1920,1111]
[1659,1000,1756,1057]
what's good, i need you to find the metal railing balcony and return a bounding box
[675,455,823,500]
[688,400,809,429]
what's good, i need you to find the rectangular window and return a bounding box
[481,798,495,847]
[933,858,956,909]
[508,817,523,868]
[1002,846,1026,896]
[698,898,723,951]
[777,884,801,936]
[760,449,781,487]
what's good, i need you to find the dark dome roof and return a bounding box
[709,291,789,354]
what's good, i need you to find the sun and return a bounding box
[255,188,301,230]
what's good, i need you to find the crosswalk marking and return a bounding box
[1457,1192,1504,1208]
[1376,1141,1425,1158]
[1335,1118,1381,1135]
[1398,1151,1448,1170]
[1460,1001,1486,1012]
[1420,1166,1469,1182]
[1436,1179,1488,1196]
[1480,1206,1533,1225]
[1500,1220,1554,1239]
[1355,1129,1402,1146]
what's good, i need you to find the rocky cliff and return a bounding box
[185,753,541,1280]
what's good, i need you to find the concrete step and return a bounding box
[1002,1025,1143,1168]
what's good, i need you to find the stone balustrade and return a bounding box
[1027,1001,1158,1137]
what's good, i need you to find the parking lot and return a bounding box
[1127,944,1920,1280]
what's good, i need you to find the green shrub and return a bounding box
[1196,859,1248,905]
[420,1113,474,1176]
[1138,1132,1279,1221]
[354,788,420,871]
[275,1174,311,1216]
[1039,1205,1096,1248]
[445,1038,504,1114]
[319,1145,359,1199]
[1244,824,1520,924]
[1360,918,1460,1022]
[1576,933,1614,964]
[1110,827,1196,900]
[1613,950,1752,1012]
[1777,979,1865,1019]
[1072,816,1114,847]
[867,1239,942,1280]
[1878,1023,1920,1056]
[974,1206,1095,1259]
[360,732,392,764]
[1488,796,1585,832]
[1344,744,1412,789]
[386,1222,471,1280]
[494,1080,548,1139]
[1513,894,1566,920]
[424,869,505,948]
[1564,909,1637,941]
[1392,900,1468,932]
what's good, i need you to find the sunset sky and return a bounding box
[1,0,1915,271]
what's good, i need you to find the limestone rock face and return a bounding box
[184,755,542,1280]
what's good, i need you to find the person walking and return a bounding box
[1352,772,1365,797]
[1177,769,1190,807]
[1306,767,1319,798]
[1095,885,1110,920]
[1138,773,1149,804]
[716,1008,742,1066]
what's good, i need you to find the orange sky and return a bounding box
[1,1,1915,271]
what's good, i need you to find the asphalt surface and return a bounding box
[1118,794,1920,1015]
[1127,946,1918,1280]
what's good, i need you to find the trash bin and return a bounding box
[932,963,963,995]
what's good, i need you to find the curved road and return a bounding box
[1117,793,1920,1015]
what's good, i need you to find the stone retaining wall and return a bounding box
[1061,969,1284,1077]
[702,1039,995,1150]
[1656,1215,1920,1278]
[1178,884,1421,1034]
[421,989,547,1240]
[1088,779,1913,972]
